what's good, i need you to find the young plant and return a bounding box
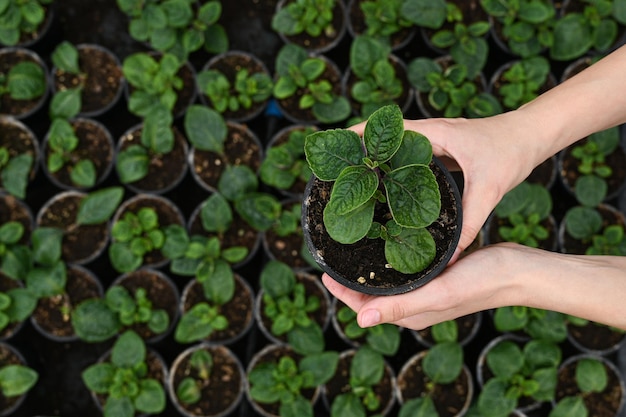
[260,260,325,355]
[398,320,464,417]
[171,234,248,344]
[196,67,273,114]
[271,0,338,38]
[0,146,33,199]
[45,118,98,188]
[358,0,413,41]
[408,57,501,118]
[273,43,350,124]
[175,349,213,405]
[109,205,183,273]
[549,357,610,417]
[104,285,170,336]
[305,104,442,274]
[0,363,38,398]
[493,307,568,343]
[348,35,404,119]
[81,330,166,417]
[477,338,561,417]
[329,345,386,417]
[0,286,37,333]
[0,0,52,46]
[0,60,47,104]
[249,349,339,417]
[335,304,401,356]
[0,221,30,281]
[259,126,315,191]
[116,0,228,60]
[481,0,557,58]
[494,181,552,248]
[49,41,84,115]
[428,2,490,80]
[551,0,626,61]
[569,127,620,207]
[563,205,626,255]
[497,56,552,110]
[122,52,183,118]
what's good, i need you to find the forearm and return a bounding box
[503,247,626,330]
[509,45,626,165]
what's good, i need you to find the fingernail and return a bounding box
[359,309,380,328]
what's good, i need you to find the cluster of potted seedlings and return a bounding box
[2,0,626,416]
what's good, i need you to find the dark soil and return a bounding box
[31,265,102,339]
[43,118,114,189]
[303,159,461,294]
[181,275,254,344]
[189,122,262,190]
[52,44,124,115]
[117,125,188,193]
[170,345,243,417]
[37,193,109,264]
[396,352,472,417]
[567,321,626,353]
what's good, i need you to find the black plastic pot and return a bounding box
[301,156,462,296]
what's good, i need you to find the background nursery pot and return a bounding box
[302,105,462,295]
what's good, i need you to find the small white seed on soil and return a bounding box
[369,272,375,279]
[385,263,393,269]
[357,276,366,284]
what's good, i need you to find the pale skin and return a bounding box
[323,44,626,332]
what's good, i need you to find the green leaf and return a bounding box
[363,105,404,163]
[423,342,463,384]
[390,131,433,168]
[70,159,97,188]
[399,397,438,417]
[260,260,295,298]
[31,227,63,266]
[76,187,124,225]
[324,198,375,244]
[575,175,607,207]
[81,362,115,394]
[384,164,440,228]
[564,206,603,240]
[200,193,232,234]
[49,88,82,119]
[72,298,121,342]
[26,261,66,298]
[0,364,38,398]
[7,61,46,100]
[112,330,145,368]
[331,393,365,417]
[328,166,378,216]
[184,105,226,153]
[287,323,324,355]
[304,129,365,181]
[576,358,607,393]
[351,346,384,386]
[51,41,81,74]
[104,396,134,417]
[401,0,447,29]
[385,227,436,274]
[2,153,33,199]
[202,260,234,304]
[486,340,524,380]
[549,396,588,417]
[116,145,149,184]
[551,14,593,61]
[299,351,339,386]
[4,288,37,322]
[134,378,166,414]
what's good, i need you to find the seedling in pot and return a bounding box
[197,67,273,114]
[49,41,84,117]
[116,0,227,59]
[81,330,166,417]
[171,233,248,344]
[273,43,351,124]
[399,320,465,417]
[497,56,552,110]
[249,349,339,417]
[175,349,213,405]
[336,304,400,356]
[0,146,34,200]
[493,306,568,343]
[0,61,47,104]
[481,0,556,58]
[260,126,315,192]
[104,285,170,336]
[0,286,37,333]
[0,0,52,46]
[348,35,405,121]
[358,0,414,41]
[0,221,31,280]
[271,0,338,38]
[494,181,552,248]
[260,260,325,355]
[428,2,490,80]
[109,205,186,273]
[305,104,442,274]
[549,357,611,417]
[477,338,561,417]
[329,345,387,417]
[408,57,501,118]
